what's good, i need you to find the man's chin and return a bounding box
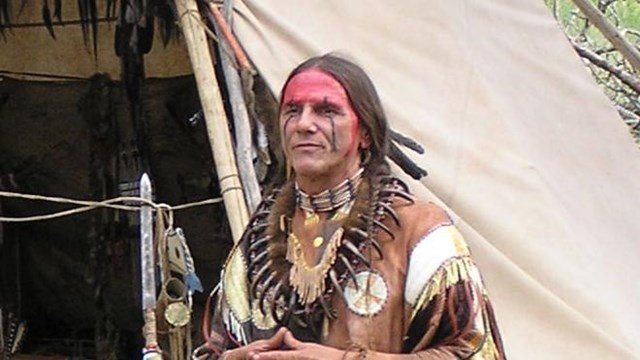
[293,167,322,178]
[291,163,325,178]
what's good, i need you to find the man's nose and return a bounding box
[297,106,317,132]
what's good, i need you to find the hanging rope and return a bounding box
[0,189,230,223]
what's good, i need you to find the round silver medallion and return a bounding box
[164,302,190,327]
[343,270,388,316]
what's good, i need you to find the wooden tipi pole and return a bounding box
[174,0,249,242]
[208,1,262,214]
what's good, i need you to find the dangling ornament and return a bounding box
[286,227,344,306]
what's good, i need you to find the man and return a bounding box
[195,54,506,359]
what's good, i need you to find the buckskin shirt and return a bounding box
[204,176,506,359]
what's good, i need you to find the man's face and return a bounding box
[280,69,367,185]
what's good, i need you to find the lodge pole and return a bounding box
[174,0,249,242]
[208,1,262,213]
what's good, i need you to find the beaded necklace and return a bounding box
[295,168,363,228]
[242,169,414,338]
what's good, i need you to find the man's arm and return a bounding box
[400,259,505,359]
[252,259,504,360]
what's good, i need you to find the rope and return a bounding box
[177,3,221,45]
[177,0,239,73]
[0,190,224,223]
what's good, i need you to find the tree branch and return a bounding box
[570,0,640,73]
[617,106,640,129]
[572,41,640,94]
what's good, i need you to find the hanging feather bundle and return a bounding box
[1,0,178,53]
[77,0,99,60]
[42,0,55,38]
[115,0,145,112]
[53,0,60,22]
[153,0,177,47]
[0,0,10,40]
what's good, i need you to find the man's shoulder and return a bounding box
[393,198,452,236]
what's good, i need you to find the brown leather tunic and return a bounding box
[206,185,506,359]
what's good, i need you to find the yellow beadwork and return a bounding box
[286,227,344,306]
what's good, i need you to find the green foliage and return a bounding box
[545,0,640,143]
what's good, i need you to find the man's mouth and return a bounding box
[292,142,322,150]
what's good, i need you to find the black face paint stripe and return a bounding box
[282,103,298,133]
[323,97,338,151]
[283,115,294,133]
[329,117,337,151]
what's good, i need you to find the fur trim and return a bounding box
[242,165,413,335]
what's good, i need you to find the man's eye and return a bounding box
[319,107,339,116]
[284,107,300,116]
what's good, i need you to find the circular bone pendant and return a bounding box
[343,270,388,316]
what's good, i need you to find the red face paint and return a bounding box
[281,70,360,155]
[280,69,365,190]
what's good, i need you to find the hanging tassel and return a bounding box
[0,0,8,40]
[53,0,61,22]
[42,0,55,38]
[178,228,203,294]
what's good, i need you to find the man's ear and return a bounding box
[359,128,371,149]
